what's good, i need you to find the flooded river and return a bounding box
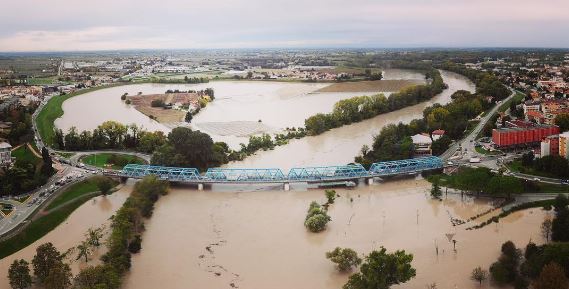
[55,69,425,148]
[230,70,475,171]
[1,70,544,289]
[123,181,546,289]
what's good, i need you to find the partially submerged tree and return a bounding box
[325,190,337,204]
[326,247,362,272]
[92,176,114,196]
[86,226,105,248]
[471,266,487,286]
[32,243,64,284]
[8,259,32,289]
[541,218,553,243]
[76,240,92,262]
[343,247,416,289]
[304,201,331,232]
[430,180,442,199]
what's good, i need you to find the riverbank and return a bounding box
[37,83,126,147]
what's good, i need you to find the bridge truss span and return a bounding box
[288,164,368,181]
[368,156,444,177]
[204,168,287,183]
[121,164,201,181]
[117,157,444,185]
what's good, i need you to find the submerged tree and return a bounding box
[326,247,362,272]
[541,218,553,243]
[304,201,331,232]
[8,259,32,289]
[32,243,64,284]
[325,190,337,204]
[76,241,92,262]
[430,180,442,199]
[86,226,105,248]
[471,266,488,286]
[343,247,416,289]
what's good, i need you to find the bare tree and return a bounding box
[471,266,488,286]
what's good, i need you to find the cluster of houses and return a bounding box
[410,130,446,157]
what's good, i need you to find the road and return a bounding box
[441,87,517,161]
[0,165,90,237]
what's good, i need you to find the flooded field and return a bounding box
[55,69,425,148]
[123,180,547,289]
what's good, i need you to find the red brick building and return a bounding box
[492,120,560,148]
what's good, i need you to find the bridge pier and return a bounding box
[366,178,374,185]
[283,183,290,191]
[197,183,204,191]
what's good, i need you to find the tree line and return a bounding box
[54,121,311,171]
[521,152,569,179]
[304,68,445,135]
[438,61,511,100]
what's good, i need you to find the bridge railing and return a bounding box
[287,164,368,181]
[204,168,287,182]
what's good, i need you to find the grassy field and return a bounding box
[46,178,105,211]
[36,84,126,147]
[431,170,568,195]
[506,160,559,179]
[80,153,146,170]
[0,177,118,259]
[11,144,42,165]
[475,146,500,155]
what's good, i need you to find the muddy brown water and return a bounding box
[122,180,546,289]
[0,70,542,289]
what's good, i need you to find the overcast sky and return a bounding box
[1,0,568,52]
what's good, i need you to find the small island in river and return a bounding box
[124,88,214,123]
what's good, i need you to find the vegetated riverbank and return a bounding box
[37,84,127,147]
[429,167,569,197]
[427,167,569,228]
[304,68,445,135]
[69,176,168,289]
[0,176,118,259]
